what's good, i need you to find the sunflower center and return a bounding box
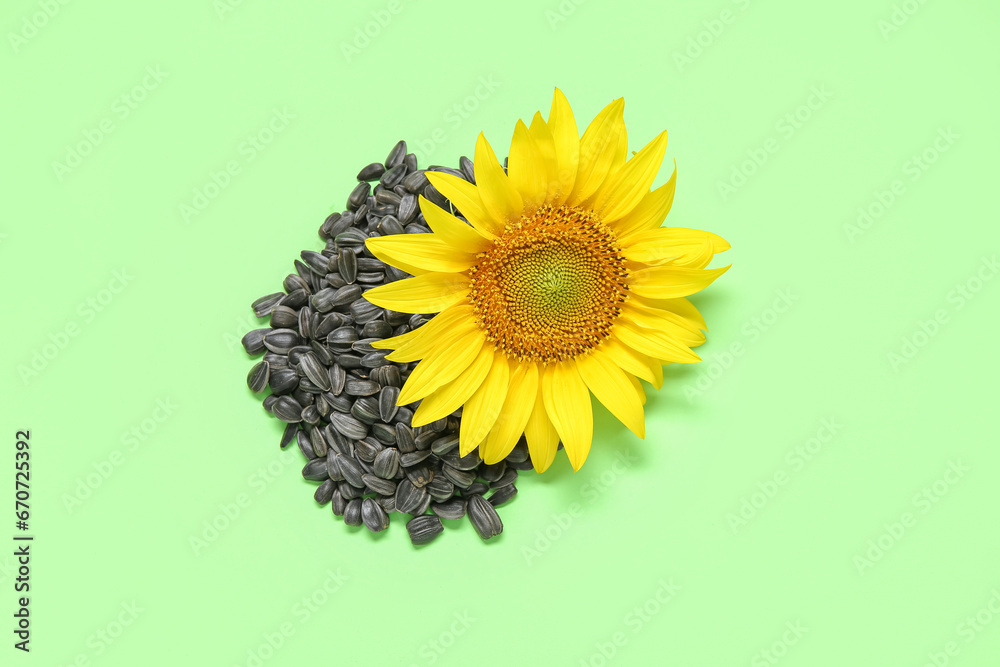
[468,204,628,363]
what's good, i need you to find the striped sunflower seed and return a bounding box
[252,293,285,317]
[357,162,385,181]
[399,450,432,467]
[247,361,269,393]
[345,378,379,396]
[406,515,443,545]
[344,499,363,526]
[354,437,382,462]
[378,386,400,422]
[336,454,365,488]
[330,491,347,516]
[272,396,304,423]
[337,249,358,284]
[488,485,517,507]
[263,329,302,354]
[431,498,467,520]
[279,422,298,449]
[362,473,396,496]
[394,480,428,515]
[361,498,390,533]
[490,468,518,488]
[298,352,332,392]
[314,479,335,505]
[372,449,400,479]
[241,328,269,355]
[330,412,368,440]
[302,458,329,481]
[467,495,503,540]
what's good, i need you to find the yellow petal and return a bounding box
[524,376,559,473]
[474,133,523,227]
[577,353,645,439]
[459,354,509,455]
[599,338,657,384]
[595,130,669,222]
[622,226,730,266]
[362,272,470,313]
[410,343,494,426]
[366,234,477,274]
[614,318,701,364]
[542,361,593,471]
[648,356,664,390]
[397,330,486,404]
[526,112,558,203]
[628,264,730,300]
[612,165,677,240]
[418,196,492,254]
[627,373,647,405]
[547,87,579,205]
[567,97,625,206]
[383,305,478,362]
[631,295,707,331]
[507,120,547,213]
[424,171,499,238]
[622,302,705,347]
[482,362,539,464]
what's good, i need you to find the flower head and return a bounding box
[363,89,730,472]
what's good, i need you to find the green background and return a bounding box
[3,0,998,665]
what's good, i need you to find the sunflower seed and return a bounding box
[392,423,415,453]
[298,308,313,339]
[370,423,395,445]
[328,393,354,413]
[300,250,329,275]
[442,465,476,488]
[337,353,363,370]
[282,288,309,310]
[406,515,443,545]
[263,352,288,369]
[337,249,358,284]
[344,499,363,526]
[297,431,316,459]
[463,482,490,497]
[377,216,404,235]
[325,450,344,481]
[430,434,459,456]
[354,438,382,462]
[298,352,332,392]
[403,153,418,171]
[309,340,334,366]
[398,193,418,223]
[328,326,359,349]
[263,329,302,354]
[345,378,379,396]
[333,284,363,307]
[405,464,432,488]
[467,495,502,540]
[348,182,370,210]
[241,328,269,355]
[252,293,285,317]
[335,229,367,248]
[443,449,482,471]
[314,479,335,505]
[385,140,407,168]
[459,155,476,183]
[351,396,380,424]
[490,468,518,488]
[272,396,304,423]
[280,422,298,449]
[330,491,347,516]
[372,449,400,479]
[395,480,428,515]
[336,454,365,488]
[330,412,368,440]
[268,369,298,395]
[361,498,390,532]
[309,426,329,457]
[357,162,385,181]
[403,170,429,193]
[301,404,320,425]
[377,494,396,513]
[505,440,529,463]
[377,386,400,422]
[372,365,401,388]
[247,361,269,393]
[431,498,467,520]
[488,485,517,507]
[302,458,328,481]
[283,273,310,295]
[360,351,391,368]
[340,481,364,500]
[400,449,432,467]
[362,473,396,496]
[426,476,455,501]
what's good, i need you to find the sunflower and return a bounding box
[362,89,730,473]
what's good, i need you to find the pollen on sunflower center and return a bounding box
[468,204,629,363]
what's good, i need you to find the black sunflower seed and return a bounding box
[252,293,285,317]
[268,368,298,395]
[263,329,302,354]
[385,140,407,169]
[299,352,332,392]
[357,162,385,182]
[344,499,363,526]
[362,474,396,496]
[361,498,390,532]
[272,396,304,423]
[490,468,518,488]
[336,454,365,488]
[406,515,443,545]
[279,422,298,449]
[247,361,269,393]
[302,458,328,481]
[372,449,400,479]
[330,491,347,516]
[394,480,428,515]
[431,498,467,520]
[467,495,503,540]
[330,412,368,440]
[241,328,269,354]
[314,479,335,505]
[488,485,517,507]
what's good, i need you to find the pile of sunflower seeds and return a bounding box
[241,140,530,545]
